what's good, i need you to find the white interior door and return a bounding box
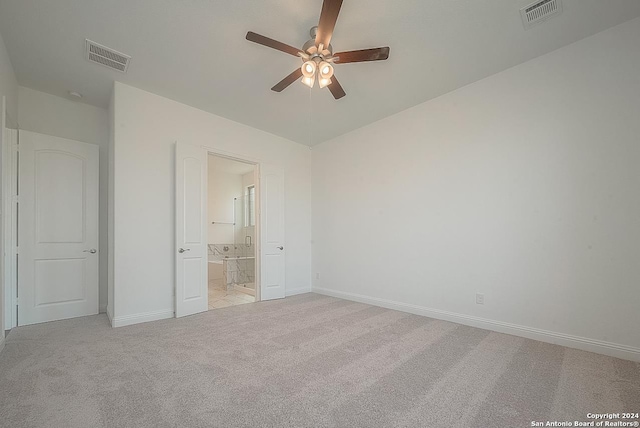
[18,131,99,326]
[260,164,285,300]
[175,142,208,317]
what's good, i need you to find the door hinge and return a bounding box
[15,297,19,306]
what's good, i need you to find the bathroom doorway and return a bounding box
[207,154,258,310]
[176,142,284,318]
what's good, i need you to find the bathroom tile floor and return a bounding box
[208,280,255,310]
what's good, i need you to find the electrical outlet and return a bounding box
[476,293,484,305]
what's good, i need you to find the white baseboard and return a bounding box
[313,287,640,362]
[111,309,174,328]
[286,286,311,297]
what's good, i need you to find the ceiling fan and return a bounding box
[246,0,390,100]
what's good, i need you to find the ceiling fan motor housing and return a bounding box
[302,34,333,57]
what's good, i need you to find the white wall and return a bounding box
[18,87,110,312]
[111,82,312,324]
[208,158,242,244]
[0,31,17,128]
[312,17,640,360]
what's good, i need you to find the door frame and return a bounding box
[3,127,101,328]
[199,145,262,305]
[1,97,18,330]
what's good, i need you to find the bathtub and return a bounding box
[208,256,255,284]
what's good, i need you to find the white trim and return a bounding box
[106,305,113,326]
[0,335,5,354]
[111,309,174,328]
[2,108,18,330]
[1,96,6,334]
[199,144,260,166]
[286,287,311,297]
[8,129,18,328]
[254,163,261,303]
[312,287,640,362]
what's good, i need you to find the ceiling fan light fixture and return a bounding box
[318,61,334,79]
[301,60,317,78]
[301,75,315,88]
[318,77,332,89]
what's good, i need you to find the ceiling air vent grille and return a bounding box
[521,0,562,30]
[85,39,130,73]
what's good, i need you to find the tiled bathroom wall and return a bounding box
[208,244,255,260]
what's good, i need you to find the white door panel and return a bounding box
[34,259,85,305]
[36,151,85,242]
[18,130,99,325]
[260,164,285,300]
[175,142,208,317]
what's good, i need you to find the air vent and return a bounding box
[85,39,130,73]
[520,0,562,30]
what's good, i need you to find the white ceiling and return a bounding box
[1,0,639,146]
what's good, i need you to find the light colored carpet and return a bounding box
[0,293,638,428]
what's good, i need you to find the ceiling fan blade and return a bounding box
[327,76,346,100]
[334,47,390,64]
[271,68,303,92]
[246,31,301,57]
[315,0,343,49]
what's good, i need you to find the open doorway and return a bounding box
[176,142,284,319]
[207,154,258,310]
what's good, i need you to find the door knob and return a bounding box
[277,246,284,250]
[83,249,97,254]
[178,248,190,253]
